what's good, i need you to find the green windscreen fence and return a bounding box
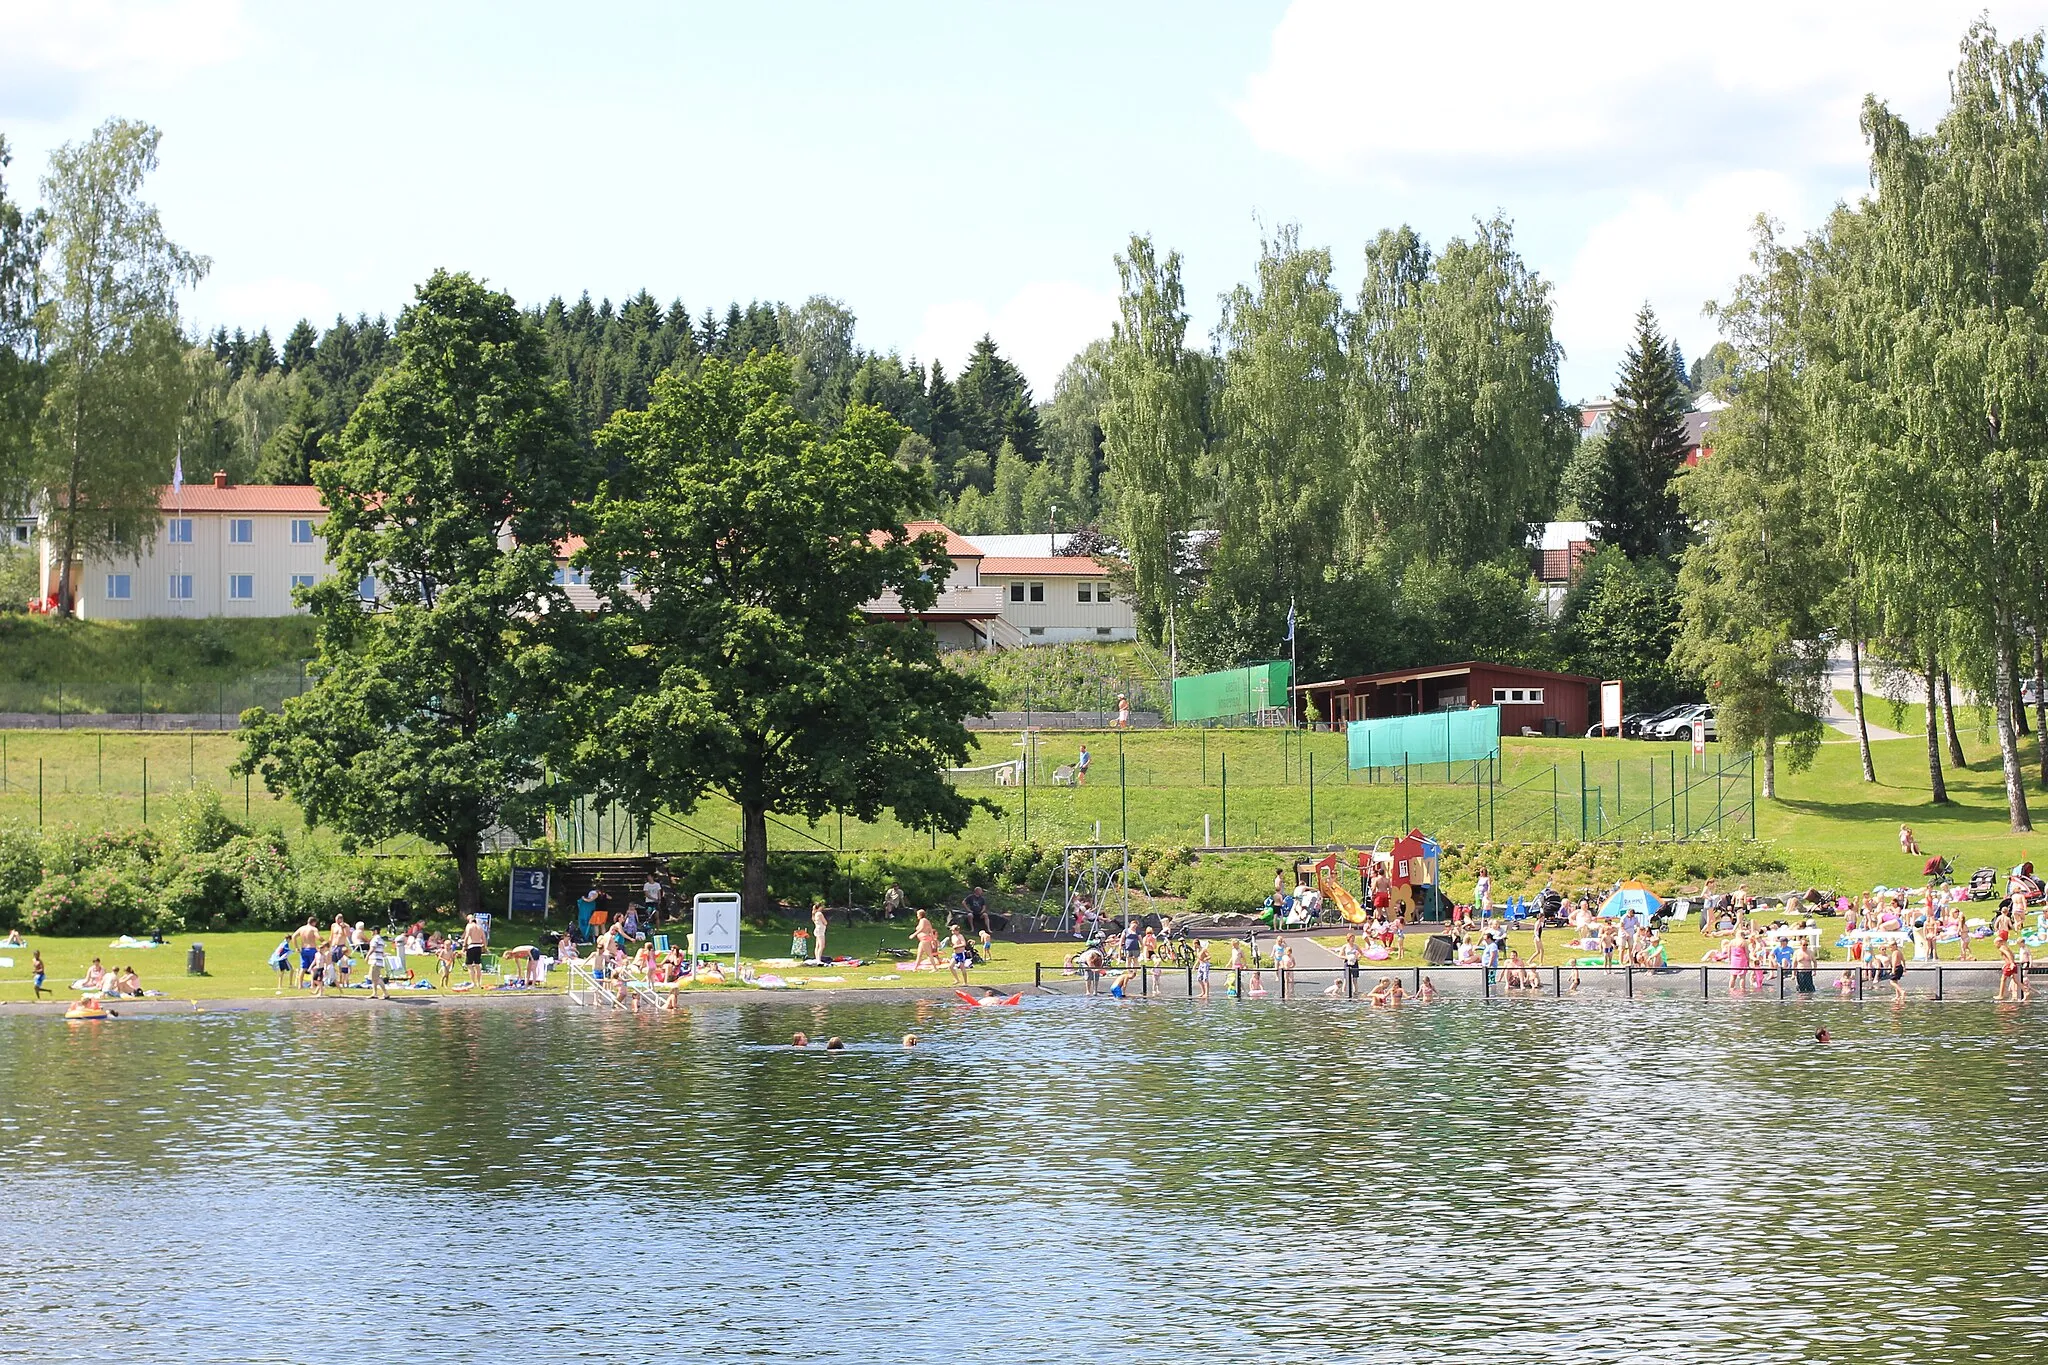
[1172,662,1292,723]
[1347,706,1501,769]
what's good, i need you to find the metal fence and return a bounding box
[1031,960,2030,1001]
[0,664,312,728]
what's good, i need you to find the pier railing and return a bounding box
[1031,960,2032,1002]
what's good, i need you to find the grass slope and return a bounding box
[0,616,317,713]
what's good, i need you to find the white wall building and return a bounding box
[41,475,332,620]
[963,534,1135,644]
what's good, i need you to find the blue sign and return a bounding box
[509,868,550,916]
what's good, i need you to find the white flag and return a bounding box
[172,453,184,495]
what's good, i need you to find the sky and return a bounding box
[7,0,2048,400]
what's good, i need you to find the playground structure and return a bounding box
[1031,844,1158,933]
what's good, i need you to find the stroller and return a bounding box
[1922,855,1954,887]
[1968,866,1999,901]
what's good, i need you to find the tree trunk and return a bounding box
[1761,724,1776,801]
[1940,670,1966,769]
[2035,629,2047,788]
[741,801,771,923]
[2012,636,2031,736]
[1994,618,2033,831]
[1849,629,1876,782]
[454,842,483,920]
[1924,649,1949,805]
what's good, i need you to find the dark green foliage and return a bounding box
[1556,546,1695,711]
[577,351,994,917]
[955,334,1041,463]
[1582,305,1692,558]
[239,271,592,918]
[533,289,698,434]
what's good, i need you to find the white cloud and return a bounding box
[1551,172,1811,396]
[0,0,248,119]
[911,280,1117,399]
[1235,0,2048,183]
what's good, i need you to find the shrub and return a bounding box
[157,833,298,932]
[0,822,43,928]
[19,865,154,937]
[169,788,246,855]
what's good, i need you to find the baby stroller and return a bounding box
[1921,855,1954,887]
[1968,866,1999,901]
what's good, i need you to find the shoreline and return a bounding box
[0,980,1039,1016]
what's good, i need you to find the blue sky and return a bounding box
[7,0,2048,399]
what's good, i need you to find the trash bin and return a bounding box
[1423,933,1456,966]
[1543,717,1561,737]
[186,941,206,976]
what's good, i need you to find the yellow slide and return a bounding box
[1315,856,1368,924]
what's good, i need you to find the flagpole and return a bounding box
[1288,596,1298,727]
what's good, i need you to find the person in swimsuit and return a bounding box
[463,914,488,987]
[948,927,972,986]
[1195,940,1212,1000]
[910,912,940,971]
[31,950,48,1000]
[1998,941,2020,1002]
[310,944,330,998]
[293,917,320,988]
[1885,942,1908,1002]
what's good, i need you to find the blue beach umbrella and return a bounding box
[1598,883,1663,919]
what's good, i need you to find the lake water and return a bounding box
[2,996,2044,1364]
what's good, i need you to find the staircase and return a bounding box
[554,855,665,920]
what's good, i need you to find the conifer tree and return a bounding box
[1585,304,1691,558]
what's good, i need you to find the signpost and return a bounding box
[508,856,551,921]
[1601,679,1624,735]
[691,892,743,976]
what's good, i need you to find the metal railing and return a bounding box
[1031,960,2032,1001]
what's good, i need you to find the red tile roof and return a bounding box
[896,520,981,558]
[978,556,1108,576]
[157,484,326,513]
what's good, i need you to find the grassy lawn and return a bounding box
[0,720,2045,910]
[0,917,1081,1004]
[0,615,316,714]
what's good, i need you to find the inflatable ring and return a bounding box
[64,1004,110,1021]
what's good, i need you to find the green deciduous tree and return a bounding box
[1820,21,2048,829]
[0,134,44,519]
[1556,547,1691,713]
[1349,216,1574,565]
[1674,217,1832,798]
[575,352,991,919]
[35,119,207,614]
[238,271,590,916]
[1101,234,1207,644]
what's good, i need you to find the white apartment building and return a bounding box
[41,475,333,620]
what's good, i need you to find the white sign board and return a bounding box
[691,892,742,958]
[1601,680,1623,734]
[1692,726,1706,757]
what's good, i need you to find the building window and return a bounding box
[1029,626,1045,636]
[229,518,254,544]
[1008,583,1025,603]
[1096,583,1114,602]
[1492,687,1543,705]
[167,574,194,601]
[552,566,588,587]
[105,574,131,600]
[290,574,316,591]
[9,524,27,545]
[291,518,315,544]
[167,518,193,544]
[1028,582,1044,603]
[1077,583,1093,603]
[1096,626,1111,636]
[229,574,254,600]
[357,575,377,601]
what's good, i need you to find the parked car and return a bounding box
[1652,705,1716,742]
[1636,704,1695,738]
[1585,713,1648,739]
[2024,677,2044,707]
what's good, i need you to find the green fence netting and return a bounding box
[1348,706,1501,770]
[1172,662,1292,723]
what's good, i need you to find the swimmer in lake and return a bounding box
[792,1032,810,1048]
[825,1037,844,1050]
